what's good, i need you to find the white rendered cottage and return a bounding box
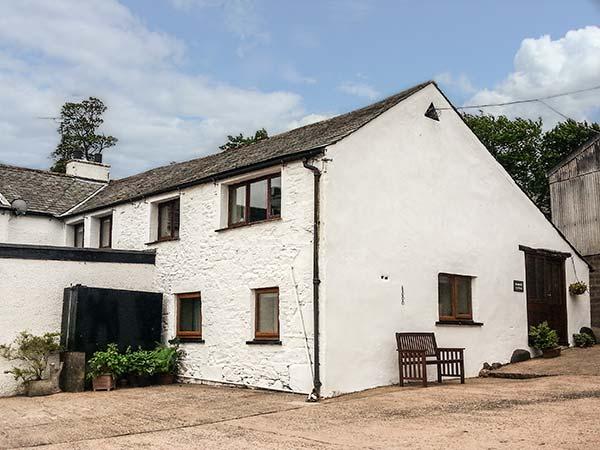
[0,81,591,398]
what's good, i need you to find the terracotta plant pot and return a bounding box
[542,347,561,358]
[92,374,115,391]
[157,373,175,385]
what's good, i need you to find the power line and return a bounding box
[437,84,600,111]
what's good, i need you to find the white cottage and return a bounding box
[0,81,591,398]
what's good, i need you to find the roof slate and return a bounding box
[68,81,433,215]
[0,164,105,215]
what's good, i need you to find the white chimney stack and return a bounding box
[66,159,110,182]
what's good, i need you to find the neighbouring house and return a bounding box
[0,81,591,398]
[549,134,600,331]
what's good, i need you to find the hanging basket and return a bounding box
[569,281,588,296]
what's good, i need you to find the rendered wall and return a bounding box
[0,258,155,396]
[0,210,65,246]
[319,84,590,396]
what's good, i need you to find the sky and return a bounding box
[0,0,599,178]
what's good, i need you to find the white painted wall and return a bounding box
[0,258,155,396]
[0,210,66,246]
[319,84,590,396]
[69,161,316,394]
[65,160,110,182]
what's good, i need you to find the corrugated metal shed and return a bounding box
[550,135,600,256]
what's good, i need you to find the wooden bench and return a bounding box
[395,332,465,387]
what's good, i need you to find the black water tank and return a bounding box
[61,285,163,355]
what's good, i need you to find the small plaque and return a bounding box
[513,280,524,292]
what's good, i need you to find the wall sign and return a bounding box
[513,280,524,292]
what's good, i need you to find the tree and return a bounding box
[50,97,118,173]
[219,128,268,151]
[463,113,599,215]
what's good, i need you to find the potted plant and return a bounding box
[529,321,560,358]
[125,348,156,387]
[569,281,588,296]
[87,344,125,391]
[0,331,62,396]
[153,342,186,385]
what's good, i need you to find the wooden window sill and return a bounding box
[246,339,282,345]
[145,237,180,245]
[216,217,281,232]
[177,337,205,343]
[435,320,484,326]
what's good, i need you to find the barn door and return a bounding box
[524,250,568,344]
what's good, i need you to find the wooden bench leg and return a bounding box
[398,353,404,387]
[422,355,427,387]
[460,358,465,384]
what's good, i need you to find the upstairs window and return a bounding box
[73,223,84,248]
[228,174,281,227]
[438,273,472,321]
[157,198,180,241]
[177,292,202,340]
[255,288,280,340]
[99,215,112,248]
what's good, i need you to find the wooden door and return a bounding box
[524,251,568,344]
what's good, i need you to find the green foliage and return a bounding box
[51,97,118,172]
[86,344,127,380]
[0,331,61,382]
[529,321,559,351]
[573,333,595,348]
[124,347,157,377]
[569,281,588,295]
[219,128,268,151]
[463,114,600,215]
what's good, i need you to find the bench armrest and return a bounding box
[437,347,465,351]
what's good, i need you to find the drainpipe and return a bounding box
[303,159,321,401]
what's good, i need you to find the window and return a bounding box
[73,223,84,248]
[177,292,202,340]
[438,274,472,321]
[157,198,180,241]
[228,174,281,227]
[254,288,279,340]
[99,215,112,248]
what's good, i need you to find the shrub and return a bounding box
[153,342,186,375]
[529,322,559,351]
[0,331,61,382]
[87,344,127,380]
[569,281,588,295]
[573,333,595,348]
[125,348,156,377]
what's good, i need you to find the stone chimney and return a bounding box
[66,154,110,182]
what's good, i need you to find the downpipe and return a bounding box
[303,159,322,402]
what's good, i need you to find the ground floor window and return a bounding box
[255,288,279,340]
[438,273,472,321]
[177,292,202,340]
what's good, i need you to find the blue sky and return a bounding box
[0,0,598,176]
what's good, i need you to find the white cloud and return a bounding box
[167,0,269,57]
[338,81,380,100]
[465,26,600,125]
[285,113,332,130]
[0,0,312,177]
[281,64,317,85]
[434,72,476,95]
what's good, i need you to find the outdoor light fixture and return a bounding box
[11,198,28,216]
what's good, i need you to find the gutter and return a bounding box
[303,159,322,401]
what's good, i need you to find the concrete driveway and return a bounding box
[2,374,600,449]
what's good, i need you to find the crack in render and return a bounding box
[16,405,308,449]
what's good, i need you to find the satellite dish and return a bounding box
[11,198,27,216]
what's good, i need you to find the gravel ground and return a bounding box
[2,374,600,449]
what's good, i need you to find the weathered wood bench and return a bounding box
[395,332,465,387]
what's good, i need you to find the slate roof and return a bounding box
[68,80,433,215]
[0,164,105,215]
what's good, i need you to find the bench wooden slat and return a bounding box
[396,332,465,387]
